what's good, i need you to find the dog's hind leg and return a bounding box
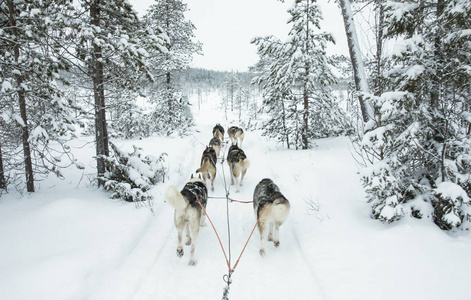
[268,222,274,242]
[185,222,191,245]
[188,214,200,266]
[210,169,216,191]
[174,211,185,257]
[200,203,207,227]
[258,220,267,257]
[273,222,281,247]
[240,167,247,186]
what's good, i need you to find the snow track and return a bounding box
[104,104,328,300]
[3,95,470,300]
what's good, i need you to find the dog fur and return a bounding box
[196,146,217,191]
[209,136,221,158]
[227,126,245,147]
[226,144,250,192]
[166,175,208,265]
[213,123,225,141]
[253,178,290,256]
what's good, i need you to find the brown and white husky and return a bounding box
[253,178,290,256]
[165,175,208,265]
[196,146,217,191]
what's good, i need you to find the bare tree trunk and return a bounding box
[339,0,374,122]
[0,142,6,189]
[7,0,34,192]
[91,0,108,185]
[302,0,310,150]
[374,1,384,96]
[431,0,444,108]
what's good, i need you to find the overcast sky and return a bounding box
[130,0,349,72]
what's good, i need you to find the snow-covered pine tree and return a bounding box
[1,0,81,193]
[253,0,350,149]
[71,0,167,185]
[144,0,201,136]
[360,0,471,230]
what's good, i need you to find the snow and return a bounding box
[1,93,471,300]
[435,182,470,204]
[2,80,12,92]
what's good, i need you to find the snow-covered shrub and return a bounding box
[432,182,471,230]
[101,143,167,202]
[358,92,420,223]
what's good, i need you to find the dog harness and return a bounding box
[181,181,208,206]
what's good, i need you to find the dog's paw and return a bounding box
[177,248,184,257]
[189,260,197,266]
[268,236,274,242]
[185,239,191,246]
[274,241,280,248]
[200,222,206,227]
[259,249,266,257]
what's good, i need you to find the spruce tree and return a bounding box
[1,0,79,192]
[144,0,201,136]
[71,0,166,184]
[360,0,471,229]
[253,0,350,149]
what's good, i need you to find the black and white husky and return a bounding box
[213,123,225,141]
[209,136,221,158]
[253,178,290,256]
[166,175,208,265]
[226,144,250,192]
[227,126,245,147]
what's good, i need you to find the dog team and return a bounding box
[165,124,291,265]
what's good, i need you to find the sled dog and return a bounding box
[209,136,221,157]
[227,126,245,147]
[196,146,217,191]
[226,144,250,192]
[213,123,225,141]
[253,178,290,256]
[165,175,208,265]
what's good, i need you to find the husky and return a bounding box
[166,175,208,265]
[213,123,225,141]
[253,178,290,256]
[209,136,221,158]
[196,146,217,191]
[226,144,250,192]
[227,126,245,147]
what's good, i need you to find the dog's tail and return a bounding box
[241,158,250,169]
[166,185,188,211]
[196,157,211,174]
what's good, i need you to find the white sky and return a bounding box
[130,0,349,72]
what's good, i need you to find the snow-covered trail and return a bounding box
[2,94,470,300]
[106,100,327,299]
